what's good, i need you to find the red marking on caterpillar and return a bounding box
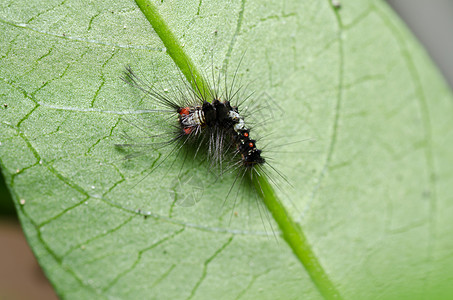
[178,107,190,116]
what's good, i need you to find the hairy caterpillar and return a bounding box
[115,60,287,225]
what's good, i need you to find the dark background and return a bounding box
[1,1,452,299]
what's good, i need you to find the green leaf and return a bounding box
[1,0,453,299]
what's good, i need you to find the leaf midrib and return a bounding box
[133,0,341,298]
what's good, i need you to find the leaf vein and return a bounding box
[187,236,234,300]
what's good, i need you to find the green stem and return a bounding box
[133,0,341,298]
[134,0,211,99]
[254,171,341,299]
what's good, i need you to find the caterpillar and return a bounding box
[119,65,267,179]
[115,59,296,234]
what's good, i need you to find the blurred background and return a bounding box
[386,0,453,88]
[1,1,452,299]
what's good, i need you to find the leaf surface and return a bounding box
[1,0,453,299]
